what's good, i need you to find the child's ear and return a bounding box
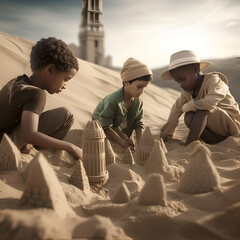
[46,64,56,75]
[123,81,130,86]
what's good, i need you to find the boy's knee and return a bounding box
[184,111,194,128]
[58,107,74,126]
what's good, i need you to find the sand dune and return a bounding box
[0,32,240,240]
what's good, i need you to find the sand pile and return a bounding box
[0,32,240,240]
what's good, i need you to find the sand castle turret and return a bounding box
[144,140,171,174]
[69,160,90,191]
[160,137,167,153]
[112,182,131,203]
[138,174,167,206]
[121,147,134,164]
[19,153,73,218]
[82,120,108,184]
[105,139,116,165]
[136,126,155,165]
[178,144,221,194]
[145,140,184,182]
[0,133,21,172]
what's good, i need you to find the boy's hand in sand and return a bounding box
[68,144,83,160]
[119,138,135,150]
[160,122,178,142]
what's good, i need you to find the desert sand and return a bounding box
[0,31,240,240]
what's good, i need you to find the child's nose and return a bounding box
[180,82,184,88]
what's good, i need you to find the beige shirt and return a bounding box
[168,73,240,136]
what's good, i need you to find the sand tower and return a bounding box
[82,120,108,184]
[160,137,167,153]
[178,144,221,194]
[0,133,21,172]
[144,140,171,174]
[19,153,73,218]
[136,126,155,165]
[138,174,167,206]
[112,182,131,204]
[105,139,116,165]
[69,160,90,191]
[121,147,135,164]
[79,0,105,65]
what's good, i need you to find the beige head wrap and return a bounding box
[121,57,152,82]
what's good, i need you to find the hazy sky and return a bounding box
[0,0,239,68]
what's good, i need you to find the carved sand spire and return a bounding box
[69,160,90,191]
[136,126,155,165]
[19,153,73,218]
[0,133,21,172]
[178,144,221,194]
[105,139,116,165]
[160,137,167,153]
[112,182,131,203]
[138,174,167,206]
[121,147,134,164]
[144,140,170,174]
[82,120,109,184]
[145,140,184,182]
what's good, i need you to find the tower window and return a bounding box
[96,0,99,9]
[95,13,99,22]
[91,0,94,10]
[94,40,98,48]
[90,12,94,22]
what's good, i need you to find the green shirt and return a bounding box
[92,87,144,137]
[0,74,46,138]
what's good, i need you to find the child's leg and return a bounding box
[38,107,73,140]
[199,127,226,144]
[185,110,230,145]
[8,107,73,151]
[184,110,209,145]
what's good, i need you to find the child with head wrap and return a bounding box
[93,57,153,149]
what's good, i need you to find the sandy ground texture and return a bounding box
[0,32,240,240]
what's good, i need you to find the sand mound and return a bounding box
[0,32,240,239]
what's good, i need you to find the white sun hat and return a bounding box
[161,50,212,80]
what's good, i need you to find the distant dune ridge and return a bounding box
[0,32,240,240]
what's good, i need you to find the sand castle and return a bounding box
[69,160,90,191]
[178,144,221,194]
[159,137,167,153]
[105,139,116,165]
[138,174,167,206]
[121,147,135,164]
[144,140,171,175]
[82,120,109,184]
[112,182,131,203]
[0,133,21,172]
[136,126,155,165]
[19,153,73,218]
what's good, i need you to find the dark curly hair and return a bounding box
[30,37,79,72]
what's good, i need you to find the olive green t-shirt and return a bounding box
[92,87,144,138]
[0,74,46,138]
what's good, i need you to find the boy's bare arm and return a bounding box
[104,127,131,149]
[20,111,82,159]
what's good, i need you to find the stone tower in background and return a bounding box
[79,0,107,66]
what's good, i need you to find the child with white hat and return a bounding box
[93,57,152,149]
[160,50,240,145]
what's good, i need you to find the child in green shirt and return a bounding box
[93,57,152,149]
[0,37,82,159]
